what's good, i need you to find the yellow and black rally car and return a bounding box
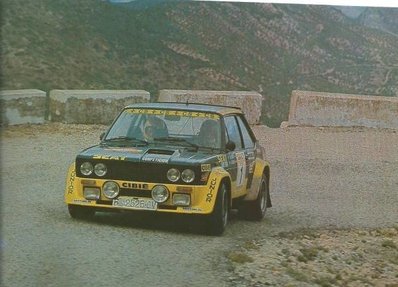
[65,102,271,235]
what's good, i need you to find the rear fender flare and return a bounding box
[244,159,270,201]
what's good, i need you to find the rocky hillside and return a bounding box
[358,8,398,35]
[1,0,398,126]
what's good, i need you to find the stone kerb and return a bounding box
[158,89,262,125]
[49,90,150,124]
[0,89,46,126]
[288,90,398,129]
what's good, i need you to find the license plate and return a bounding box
[112,197,157,211]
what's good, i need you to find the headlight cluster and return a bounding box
[80,162,107,177]
[166,168,195,183]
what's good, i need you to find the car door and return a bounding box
[223,115,247,197]
[236,115,256,192]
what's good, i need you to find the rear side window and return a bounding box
[237,116,255,149]
[224,116,243,150]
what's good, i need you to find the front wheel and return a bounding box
[68,204,95,220]
[207,183,229,235]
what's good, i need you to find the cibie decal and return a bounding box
[201,164,211,172]
[235,152,246,187]
[67,169,76,194]
[93,155,126,161]
[206,178,217,203]
[121,182,149,190]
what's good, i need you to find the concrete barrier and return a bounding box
[288,90,398,129]
[49,90,150,124]
[158,89,262,125]
[0,89,46,126]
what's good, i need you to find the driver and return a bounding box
[198,119,220,148]
[142,116,168,141]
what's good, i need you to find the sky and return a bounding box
[110,0,398,8]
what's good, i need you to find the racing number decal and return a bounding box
[235,152,246,187]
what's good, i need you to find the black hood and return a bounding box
[75,144,223,184]
[78,144,219,165]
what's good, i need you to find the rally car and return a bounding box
[65,102,271,235]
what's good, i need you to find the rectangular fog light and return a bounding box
[83,187,100,200]
[173,193,191,206]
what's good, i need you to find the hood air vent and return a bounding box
[146,149,175,155]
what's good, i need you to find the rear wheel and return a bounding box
[207,183,229,235]
[239,174,268,220]
[68,204,95,220]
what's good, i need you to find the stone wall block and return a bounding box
[0,89,46,126]
[158,89,263,125]
[288,90,398,129]
[49,90,150,124]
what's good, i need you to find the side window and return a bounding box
[224,116,243,150]
[237,116,255,149]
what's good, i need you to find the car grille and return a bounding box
[76,159,204,185]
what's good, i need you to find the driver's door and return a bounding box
[224,116,247,198]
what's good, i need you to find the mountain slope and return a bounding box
[2,0,398,126]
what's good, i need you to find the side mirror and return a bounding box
[226,141,236,151]
[100,132,105,141]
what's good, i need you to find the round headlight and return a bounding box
[181,169,195,183]
[167,168,180,182]
[151,185,169,203]
[103,181,119,199]
[94,163,107,177]
[80,162,93,176]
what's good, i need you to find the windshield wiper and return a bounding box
[104,136,148,145]
[153,136,199,150]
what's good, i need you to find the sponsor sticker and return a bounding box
[121,182,149,190]
[201,164,211,172]
[93,155,126,161]
[73,199,92,203]
[105,147,142,154]
[126,109,220,119]
[236,152,247,187]
[182,207,203,212]
[217,155,227,163]
[142,157,169,164]
[67,169,76,194]
[206,178,217,203]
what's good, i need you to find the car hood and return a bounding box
[77,144,222,165]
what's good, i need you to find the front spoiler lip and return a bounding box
[68,200,210,214]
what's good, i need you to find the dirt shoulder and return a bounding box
[227,125,398,286]
[227,227,398,286]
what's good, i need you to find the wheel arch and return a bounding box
[220,176,232,208]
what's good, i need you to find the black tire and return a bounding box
[68,204,95,220]
[239,175,268,221]
[207,183,229,236]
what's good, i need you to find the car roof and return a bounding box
[124,102,242,116]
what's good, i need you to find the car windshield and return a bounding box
[104,108,222,149]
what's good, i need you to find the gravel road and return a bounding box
[2,124,397,287]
